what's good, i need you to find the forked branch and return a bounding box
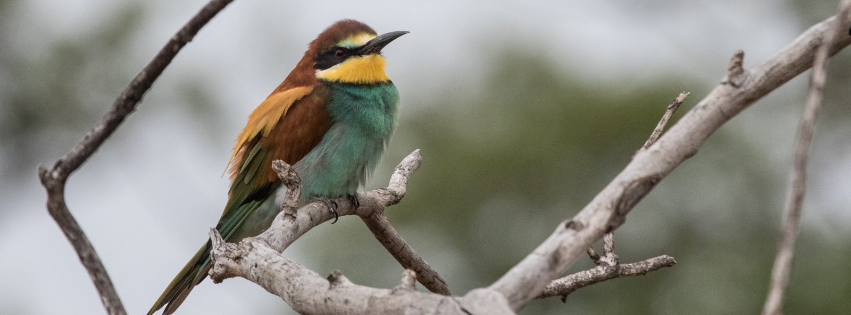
[37,1,234,315]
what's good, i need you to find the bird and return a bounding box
[147,19,407,315]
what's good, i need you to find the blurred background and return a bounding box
[1,0,850,314]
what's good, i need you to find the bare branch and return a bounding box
[36,1,234,315]
[220,150,449,296]
[584,90,687,277]
[601,233,619,266]
[762,2,851,315]
[372,149,423,206]
[209,218,673,315]
[266,151,450,294]
[209,229,513,315]
[537,255,676,301]
[356,151,450,294]
[488,13,851,311]
[589,91,687,264]
[585,247,602,265]
[209,152,496,313]
[360,212,451,295]
[253,151,422,251]
[572,88,687,298]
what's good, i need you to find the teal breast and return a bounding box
[294,82,399,199]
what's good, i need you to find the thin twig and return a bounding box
[555,230,672,303]
[360,212,451,295]
[537,255,676,301]
[643,92,690,150]
[762,2,851,315]
[588,91,688,264]
[36,1,234,315]
[585,247,602,265]
[600,232,618,266]
[357,151,450,295]
[602,233,615,254]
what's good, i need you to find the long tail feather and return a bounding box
[147,241,212,315]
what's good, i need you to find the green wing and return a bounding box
[149,84,329,315]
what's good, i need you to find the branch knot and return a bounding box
[327,270,353,288]
[724,49,746,87]
[209,229,253,284]
[272,160,302,217]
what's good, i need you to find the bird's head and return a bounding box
[306,20,407,84]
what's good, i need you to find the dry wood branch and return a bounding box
[223,150,448,296]
[585,247,602,265]
[209,151,501,314]
[272,150,450,295]
[601,232,618,266]
[574,89,688,300]
[488,14,851,311]
[253,151,423,253]
[357,152,449,294]
[36,1,233,315]
[209,230,513,315]
[589,92,687,264]
[355,152,450,294]
[360,212,451,295]
[537,255,676,301]
[210,150,674,314]
[762,2,851,315]
[565,231,673,300]
[584,91,687,286]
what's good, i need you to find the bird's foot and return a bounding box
[312,197,339,224]
[347,194,360,211]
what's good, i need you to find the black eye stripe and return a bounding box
[313,46,363,70]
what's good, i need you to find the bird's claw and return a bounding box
[347,194,360,210]
[313,197,339,224]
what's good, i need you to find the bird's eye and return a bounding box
[334,49,347,59]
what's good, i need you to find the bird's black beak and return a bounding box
[358,31,409,55]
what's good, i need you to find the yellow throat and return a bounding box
[316,54,389,84]
[315,33,390,84]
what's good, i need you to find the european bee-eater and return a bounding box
[148,20,406,315]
